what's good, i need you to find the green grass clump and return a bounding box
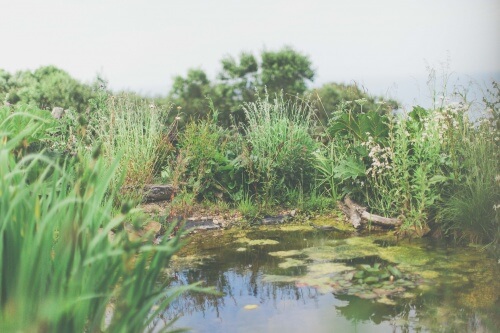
[86,92,174,197]
[241,93,318,206]
[0,118,196,332]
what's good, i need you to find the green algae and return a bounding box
[310,217,355,232]
[278,258,305,269]
[378,245,430,267]
[307,262,354,275]
[268,250,302,257]
[278,225,314,232]
[236,237,279,246]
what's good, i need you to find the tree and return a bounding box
[261,46,315,97]
[168,68,212,124]
[215,52,259,125]
[168,47,316,127]
[0,66,93,112]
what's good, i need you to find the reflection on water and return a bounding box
[154,228,499,333]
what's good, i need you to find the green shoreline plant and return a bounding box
[0,115,198,332]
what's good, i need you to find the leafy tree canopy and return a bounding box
[168,46,315,127]
[0,66,94,112]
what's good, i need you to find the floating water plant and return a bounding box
[351,263,402,285]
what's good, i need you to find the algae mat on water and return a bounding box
[262,234,499,309]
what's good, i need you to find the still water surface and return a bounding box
[157,226,499,333]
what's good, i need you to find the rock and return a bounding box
[261,214,292,225]
[143,184,176,203]
[51,107,65,119]
[184,217,221,232]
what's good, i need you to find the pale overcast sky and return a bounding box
[1,0,499,107]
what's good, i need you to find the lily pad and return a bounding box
[377,296,397,305]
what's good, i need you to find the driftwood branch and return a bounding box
[342,196,401,229]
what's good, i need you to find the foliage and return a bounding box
[436,83,500,247]
[241,93,318,206]
[168,69,212,126]
[0,66,94,112]
[311,82,398,125]
[165,109,241,202]
[168,47,315,127]
[0,118,197,332]
[260,46,315,97]
[318,86,499,242]
[83,91,174,196]
[0,104,58,155]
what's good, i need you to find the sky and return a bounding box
[1,0,499,107]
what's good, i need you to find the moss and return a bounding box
[310,217,355,232]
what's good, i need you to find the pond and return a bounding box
[155,225,499,332]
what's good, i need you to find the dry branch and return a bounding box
[342,196,401,228]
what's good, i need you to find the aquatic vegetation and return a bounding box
[309,216,355,232]
[308,262,354,275]
[268,250,302,257]
[235,237,280,246]
[277,225,315,232]
[278,258,305,269]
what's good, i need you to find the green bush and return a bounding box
[165,110,241,202]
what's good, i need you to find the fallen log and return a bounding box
[338,200,361,229]
[343,196,401,228]
[360,211,401,227]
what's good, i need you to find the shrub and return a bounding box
[164,109,241,202]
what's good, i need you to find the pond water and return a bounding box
[156,225,499,333]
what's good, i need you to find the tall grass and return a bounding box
[437,115,500,247]
[241,93,317,205]
[0,118,195,332]
[87,92,173,197]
